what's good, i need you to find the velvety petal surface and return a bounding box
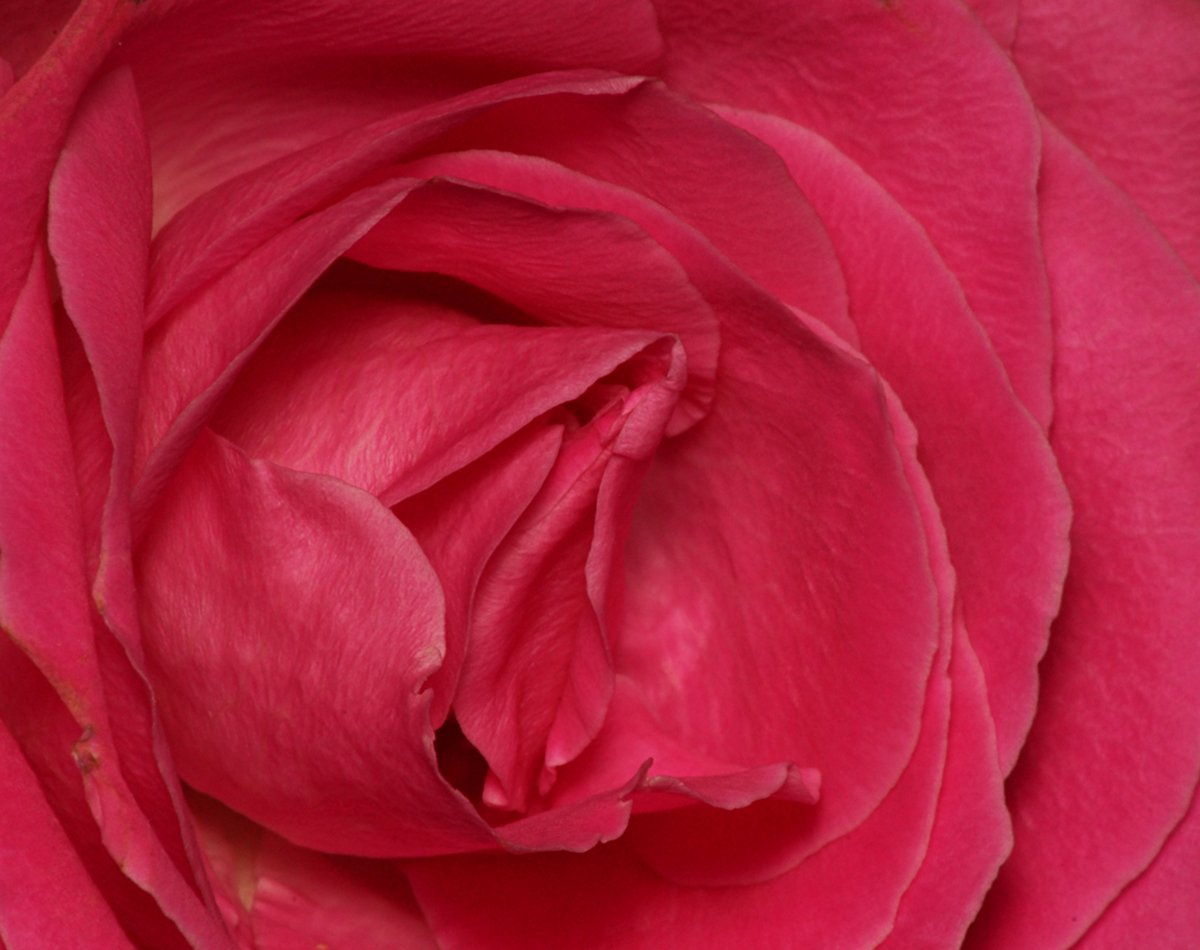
[651,0,1054,427]
[968,123,1200,948]
[111,0,662,226]
[0,0,132,325]
[1075,781,1200,948]
[0,250,229,949]
[145,71,646,322]
[0,716,132,949]
[719,106,1070,770]
[136,428,489,858]
[408,82,853,339]
[190,795,438,950]
[47,61,220,926]
[133,178,416,521]
[1011,0,1200,276]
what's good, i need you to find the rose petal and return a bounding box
[0,250,228,948]
[651,0,1054,427]
[0,0,132,325]
[967,122,1200,948]
[347,179,718,435]
[409,82,853,339]
[136,428,490,858]
[113,0,661,227]
[1011,0,1200,276]
[397,423,565,726]
[190,794,438,950]
[719,106,1071,771]
[145,71,646,322]
[1074,780,1200,947]
[133,177,417,523]
[0,716,133,949]
[455,339,685,811]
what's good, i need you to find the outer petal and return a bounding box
[1074,782,1200,948]
[0,250,229,948]
[650,0,1054,427]
[0,0,132,325]
[719,107,1070,770]
[111,0,662,226]
[0,717,132,949]
[968,123,1200,948]
[1011,0,1200,276]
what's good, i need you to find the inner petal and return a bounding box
[453,337,686,813]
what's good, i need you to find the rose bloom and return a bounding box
[1,0,1198,947]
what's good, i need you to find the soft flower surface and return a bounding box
[0,1,1197,947]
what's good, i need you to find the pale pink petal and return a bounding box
[720,106,1071,770]
[651,0,1053,427]
[0,717,133,949]
[1012,0,1200,276]
[967,122,1200,948]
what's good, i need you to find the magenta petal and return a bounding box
[968,123,1200,947]
[652,0,1053,427]
[145,71,645,321]
[347,179,718,434]
[0,718,132,949]
[721,107,1071,771]
[133,177,416,522]
[0,0,132,324]
[191,796,438,950]
[411,83,853,339]
[137,429,493,858]
[397,424,565,727]
[117,1,661,226]
[213,277,684,503]
[0,250,228,948]
[454,340,685,810]
[1075,781,1200,947]
[1012,0,1200,275]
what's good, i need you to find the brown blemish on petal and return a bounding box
[72,726,100,773]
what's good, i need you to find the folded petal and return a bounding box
[1011,0,1200,276]
[146,71,646,321]
[114,0,661,226]
[720,106,1071,770]
[134,177,416,520]
[651,0,1053,427]
[0,716,132,949]
[409,82,853,338]
[136,428,490,858]
[347,179,718,434]
[0,0,132,323]
[968,122,1200,949]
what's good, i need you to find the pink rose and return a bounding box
[2,0,1197,946]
